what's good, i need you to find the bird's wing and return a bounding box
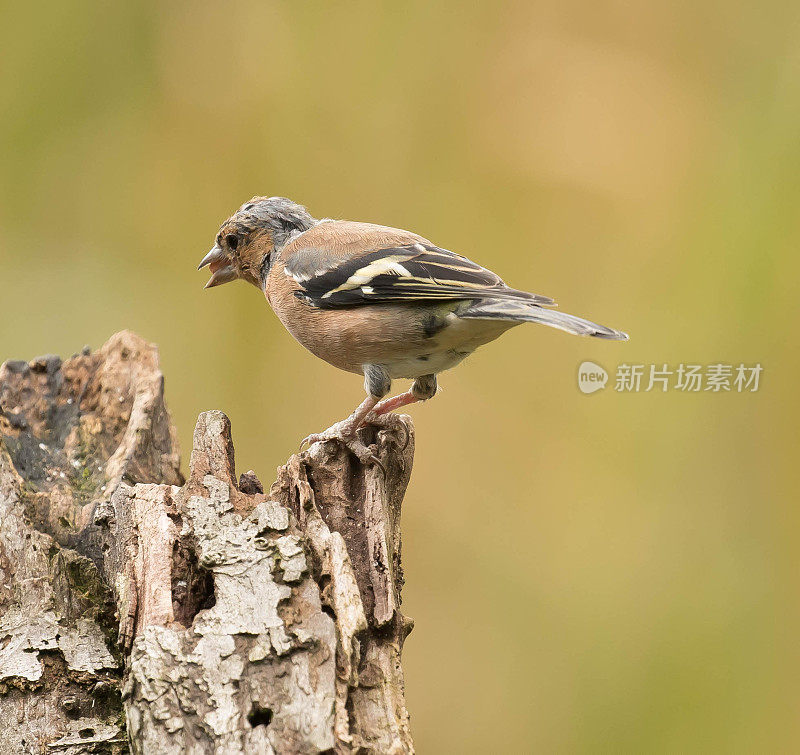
[283,233,555,309]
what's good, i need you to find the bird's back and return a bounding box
[279,220,431,266]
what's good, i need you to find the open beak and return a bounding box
[198,245,237,288]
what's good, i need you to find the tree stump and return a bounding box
[0,331,415,754]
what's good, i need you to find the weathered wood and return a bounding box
[0,332,415,754]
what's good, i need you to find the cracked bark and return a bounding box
[0,332,415,754]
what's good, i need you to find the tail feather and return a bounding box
[460,298,629,340]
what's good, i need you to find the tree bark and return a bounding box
[0,331,415,754]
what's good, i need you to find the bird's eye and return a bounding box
[226,234,239,251]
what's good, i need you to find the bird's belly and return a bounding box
[269,283,515,378]
[382,315,515,378]
[383,348,473,379]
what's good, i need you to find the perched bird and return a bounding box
[199,197,628,461]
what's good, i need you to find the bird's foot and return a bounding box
[363,411,401,429]
[362,410,411,450]
[300,418,382,467]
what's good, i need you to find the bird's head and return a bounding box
[198,196,315,289]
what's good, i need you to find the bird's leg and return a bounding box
[299,365,391,464]
[371,392,419,416]
[365,374,438,426]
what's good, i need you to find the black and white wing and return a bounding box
[285,242,555,309]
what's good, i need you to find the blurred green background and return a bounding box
[1,1,798,751]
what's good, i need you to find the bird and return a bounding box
[199,196,628,463]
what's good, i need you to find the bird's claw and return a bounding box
[363,412,410,451]
[298,434,316,452]
[299,418,352,452]
[300,425,385,472]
